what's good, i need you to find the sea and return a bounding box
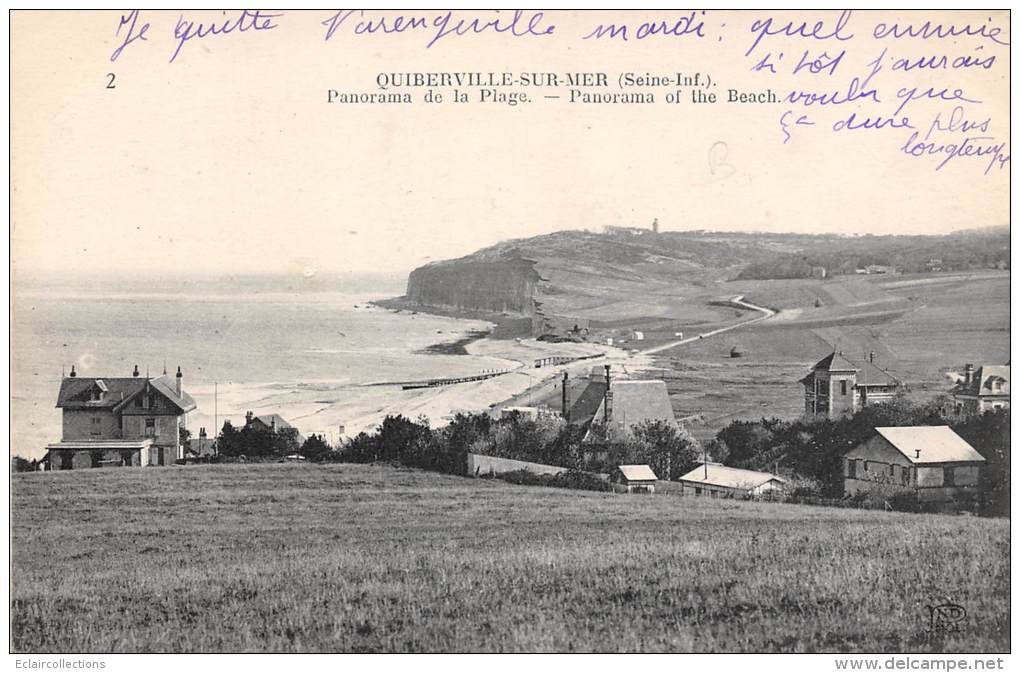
[11,271,509,459]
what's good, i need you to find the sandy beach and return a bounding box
[187,327,649,444]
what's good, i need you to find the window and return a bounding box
[840,381,848,396]
[944,467,955,487]
[847,459,857,479]
[144,418,156,437]
[90,417,102,436]
[902,467,911,486]
[889,464,895,477]
[694,487,702,496]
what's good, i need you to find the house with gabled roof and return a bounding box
[950,363,1009,416]
[45,364,196,469]
[585,379,676,442]
[843,426,986,511]
[800,351,901,419]
[610,464,658,493]
[244,411,305,445]
[677,463,786,498]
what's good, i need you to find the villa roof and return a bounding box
[800,352,900,387]
[56,374,196,413]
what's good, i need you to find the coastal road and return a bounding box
[640,295,776,356]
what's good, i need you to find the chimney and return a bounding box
[69,364,76,378]
[199,427,207,439]
[175,366,183,396]
[271,417,276,431]
[914,449,921,459]
[869,351,876,363]
[132,364,140,378]
[561,372,569,422]
[245,410,253,425]
[964,364,975,385]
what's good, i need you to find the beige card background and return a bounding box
[10,10,1010,277]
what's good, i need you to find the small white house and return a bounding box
[677,463,786,498]
[612,464,658,493]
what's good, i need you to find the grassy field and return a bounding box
[11,463,1009,653]
[639,272,1009,438]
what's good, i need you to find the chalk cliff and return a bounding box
[395,226,1009,332]
[406,255,541,316]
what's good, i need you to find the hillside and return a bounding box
[11,463,1009,653]
[395,227,1009,332]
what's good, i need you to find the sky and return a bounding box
[11,10,1010,278]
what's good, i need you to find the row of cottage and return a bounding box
[41,353,1007,510]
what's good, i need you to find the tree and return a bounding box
[626,420,701,481]
[217,420,243,457]
[11,456,35,473]
[953,409,1010,516]
[300,434,332,462]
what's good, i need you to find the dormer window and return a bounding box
[90,380,108,402]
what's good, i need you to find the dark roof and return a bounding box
[56,375,196,413]
[567,379,607,424]
[801,352,900,388]
[811,352,859,372]
[855,360,900,388]
[249,414,305,442]
[251,414,296,431]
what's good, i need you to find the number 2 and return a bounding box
[106,73,116,89]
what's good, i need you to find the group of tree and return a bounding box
[709,394,1009,516]
[216,420,302,459]
[330,410,703,483]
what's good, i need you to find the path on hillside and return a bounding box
[640,295,776,356]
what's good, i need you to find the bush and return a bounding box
[496,469,612,492]
[11,456,35,473]
[300,434,332,462]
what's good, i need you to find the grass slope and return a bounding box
[11,464,1009,653]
